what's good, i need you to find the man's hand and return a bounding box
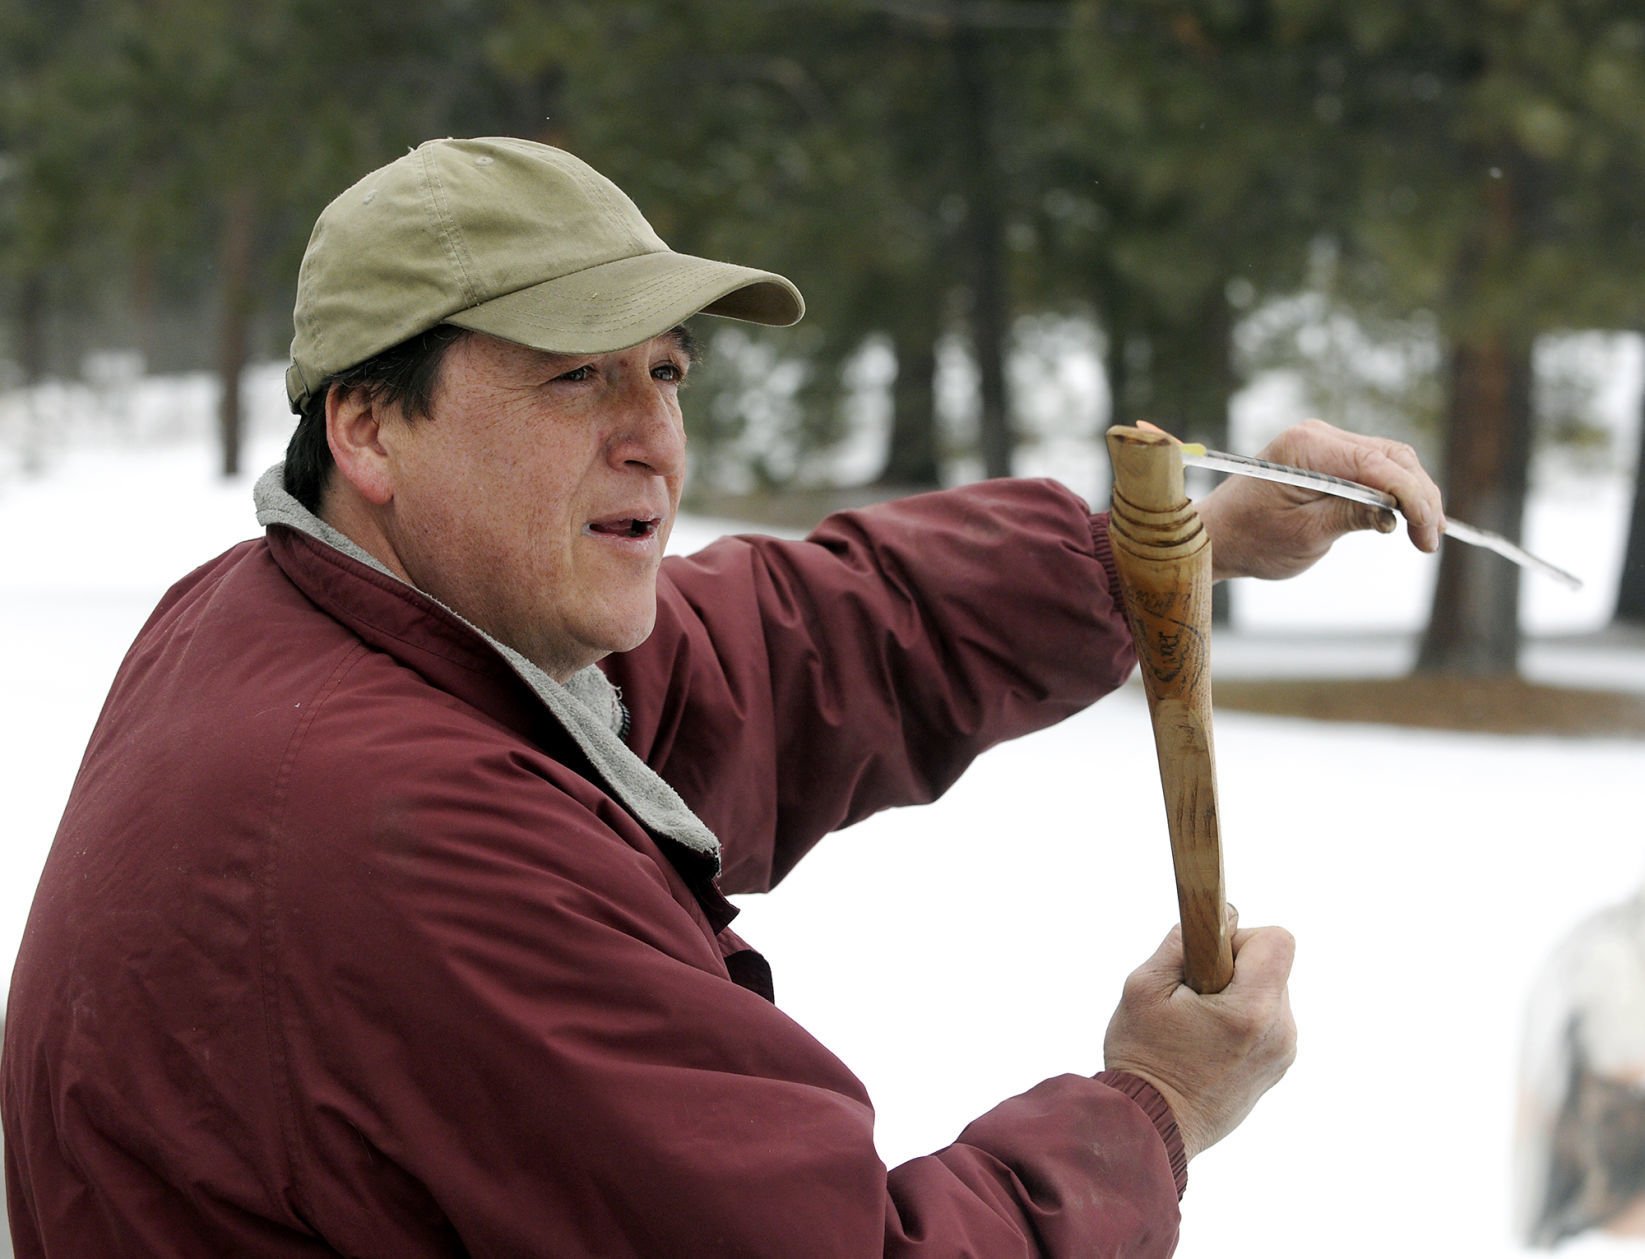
[1102,914,1298,1160]
[1190,418,1444,582]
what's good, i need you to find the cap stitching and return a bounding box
[466,262,782,333]
[447,264,799,357]
[569,153,658,255]
[422,144,481,309]
[291,242,329,395]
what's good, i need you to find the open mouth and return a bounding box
[587,516,662,540]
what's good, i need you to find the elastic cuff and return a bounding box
[1094,1069,1188,1199]
[1089,512,1127,621]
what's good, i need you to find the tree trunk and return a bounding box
[876,310,942,488]
[130,246,158,371]
[1133,293,1237,624]
[1145,295,1234,452]
[18,271,48,476]
[951,27,1013,479]
[1415,333,1533,675]
[1195,297,1236,627]
[215,185,257,479]
[1614,366,1645,626]
[1103,317,1133,431]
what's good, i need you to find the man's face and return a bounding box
[375,330,690,681]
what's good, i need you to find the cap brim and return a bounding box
[444,250,804,355]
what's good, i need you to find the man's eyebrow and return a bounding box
[663,325,702,364]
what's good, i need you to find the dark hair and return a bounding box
[283,324,472,511]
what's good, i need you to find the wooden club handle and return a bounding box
[1105,425,1234,994]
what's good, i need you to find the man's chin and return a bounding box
[611,615,658,657]
[594,601,660,660]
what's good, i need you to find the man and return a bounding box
[2,137,1444,1256]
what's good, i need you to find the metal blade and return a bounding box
[1179,445,1582,590]
[1182,447,1398,511]
[1439,519,1582,590]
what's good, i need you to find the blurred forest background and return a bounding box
[4,0,1645,678]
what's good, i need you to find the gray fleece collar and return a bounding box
[253,464,721,865]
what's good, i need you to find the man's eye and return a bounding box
[556,365,595,383]
[654,362,687,384]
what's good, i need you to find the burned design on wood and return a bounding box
[1117,586,1209,692]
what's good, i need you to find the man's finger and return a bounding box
[1329,431,1445,550]
[1228,925,1297,986]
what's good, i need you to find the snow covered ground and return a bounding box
[3,363,1644,1256]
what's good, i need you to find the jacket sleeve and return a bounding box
[274,728,1183,1258]
[611,478,1137,893]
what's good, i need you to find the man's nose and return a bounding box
[611,386,686,479]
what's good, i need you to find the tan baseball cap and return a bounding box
[285,136,805,410]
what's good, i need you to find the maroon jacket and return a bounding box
[4,477,1184,1256]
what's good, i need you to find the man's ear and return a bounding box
[326,385,395,507]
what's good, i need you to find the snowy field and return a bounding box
[4,362,1645,1256]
